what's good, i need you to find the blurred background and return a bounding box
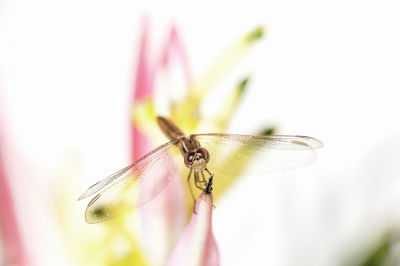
[1,0,400,265]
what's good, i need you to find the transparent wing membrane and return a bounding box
[82,140,179,223]
[192,134,323,175]
[79,131,323,223]
[78,163,135,201]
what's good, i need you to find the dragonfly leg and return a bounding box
[200,171,207,182]
[195,181,205,190]
[205,168,213,178]
[194,172,207,190]
[195,182,207,191]
[195,170,216,209]
[187,168,196,205]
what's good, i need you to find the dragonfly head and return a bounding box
[184,148,210,171]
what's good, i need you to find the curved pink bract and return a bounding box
[167,192,219,266]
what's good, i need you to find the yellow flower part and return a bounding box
[133,26,265,205]
[55,155,147,266]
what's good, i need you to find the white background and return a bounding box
[1,0,400,265]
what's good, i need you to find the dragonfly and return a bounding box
[78,117,323,223]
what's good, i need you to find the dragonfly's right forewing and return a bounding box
[78,163,136,201]
[192,134,323,175]
[81,140,179,224]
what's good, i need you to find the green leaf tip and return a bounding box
[237,77,249,96]
[360,241,390,266]
[258,127,276,136]
[246,27,264,43]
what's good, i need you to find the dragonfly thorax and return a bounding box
[184,147,210,172]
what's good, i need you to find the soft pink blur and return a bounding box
[167,192,219,266]
[130,19,192,265]
[0,148,27,266]
[0,92,29,265]
[160,25,191,86]
[131,18,153,162]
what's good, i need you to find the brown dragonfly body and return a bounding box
[158,117,215,196]
[78,116,323,223]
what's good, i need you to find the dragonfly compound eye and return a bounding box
[184,151,196,168]
[196,148,210,162]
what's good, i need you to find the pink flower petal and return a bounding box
[138,172,186,265]
[131,124,151,162]
[0,97,29,265]
[0,154,27,266]
[131,22,191,161]
[130,20,188,265]
[167,192,219,266]
[160,25,191,86]
[131,17,153,161]
[133,17,154,101]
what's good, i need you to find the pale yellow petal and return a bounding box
[192,26,265,100]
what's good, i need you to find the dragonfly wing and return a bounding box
[78,163,136,200]
[83,140,179,223]
[78,140,178,201]
[192,134,323,175]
